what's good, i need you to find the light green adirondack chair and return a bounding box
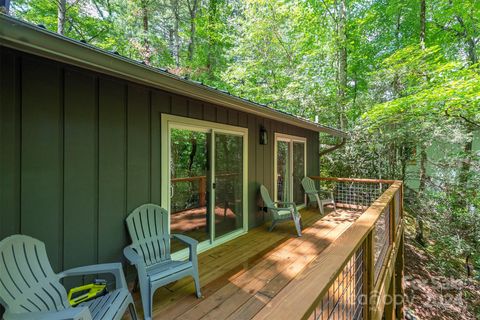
[0,234,137,320]
[301,177,336,215]
[259,185,302,237]
[124,204,201,320]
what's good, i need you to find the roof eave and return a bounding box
[0,14,347,138]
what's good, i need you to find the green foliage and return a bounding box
[365,46,480,128]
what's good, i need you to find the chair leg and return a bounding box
[294,216,302,237]
[269,220,277,232]
[128,302,138,320]
[138,279,152,320]
[316,195,324,215]
[193,272,202,298]
[332,201,337,212]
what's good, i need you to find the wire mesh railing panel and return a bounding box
[374,204,391,282]
[171,177,206,213]
[334,182,389,208]
[308,244,365,320]
[394,190,401,230]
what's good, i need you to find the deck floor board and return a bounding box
[127,206,362,320]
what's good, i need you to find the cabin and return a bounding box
[0,14,405,320]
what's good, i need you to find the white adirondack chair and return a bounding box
[0,234,137,320]
[301,177,336,215]
[259,185,302,237]
[123,204,201,320]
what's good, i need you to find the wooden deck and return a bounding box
[128,206,363,319]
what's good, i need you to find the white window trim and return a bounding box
[161,114,249,260]
[273,133,307,209]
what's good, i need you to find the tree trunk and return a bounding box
[456,16,476,208]
[416,145,427,245]
[420,0,426,49]
[457,126,473,208]
[170,0,181,67]
[465,253,472,278]
[414,0,428,246]
[187,0,199,62]
[206,0,219,76]
[58,0,66,35]
[188,134,198,203]
[393,7,402,96]
[141,0,151,64]
[466,37,478,64]
[336,0,348,130]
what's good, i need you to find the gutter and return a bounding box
[0,14,347,138]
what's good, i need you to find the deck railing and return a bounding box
[171,175,207,212]
[253,177,404,320]
[170,173,240,213]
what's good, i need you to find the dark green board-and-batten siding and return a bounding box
[0,47,320,274]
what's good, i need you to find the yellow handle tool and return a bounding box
[68,279,107,306]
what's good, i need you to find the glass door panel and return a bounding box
[170,128,209,252]
[293,142,305,205]
[276,140,290,202]
[213,132,244,239]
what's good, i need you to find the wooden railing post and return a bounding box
[199,176,206,207]
[384,273,396,320]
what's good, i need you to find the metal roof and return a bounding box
[0,14,347,138]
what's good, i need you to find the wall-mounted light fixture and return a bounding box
[259,126,268,145]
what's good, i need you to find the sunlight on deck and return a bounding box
[127,206,363,320]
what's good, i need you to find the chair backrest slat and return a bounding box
[260,185,274,208]
[126,204,171,266]
[0,235,68,314]
[301,177,318,202]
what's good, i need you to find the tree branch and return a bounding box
[444,109,480,128]
[319,0,337,23]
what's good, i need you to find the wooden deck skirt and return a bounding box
[127,178,404,320]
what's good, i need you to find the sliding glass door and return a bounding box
[276,140,290,202]
[169,128,210,252]
[162,115,248,256]
[213,132,244,239]
[275,134,307,206]
[292,142,306,205]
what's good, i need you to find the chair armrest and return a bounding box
[123,245,149,282]
[4,306,92,320]
[123,245,145,266]
[273,202,301,219]
[172,234,198,248]
[58,263,127,290]
[318,189,334,199]
[172,234,198,263]
[274,201,298,209]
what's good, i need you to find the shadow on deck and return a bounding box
[128,206,363,320]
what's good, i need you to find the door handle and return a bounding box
[170,184,174,198]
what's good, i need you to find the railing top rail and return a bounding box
[310,176,400,185]
[252,180,403,320]
[171,175,207,182]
